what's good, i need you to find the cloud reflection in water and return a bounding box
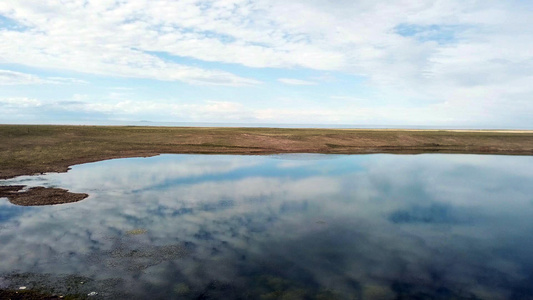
[0,154,532,299]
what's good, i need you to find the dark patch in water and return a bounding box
[389,203,458,224]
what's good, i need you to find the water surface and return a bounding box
[1,154,532,299]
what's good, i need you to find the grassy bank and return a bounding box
[1,125,532,179]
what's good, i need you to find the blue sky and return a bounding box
[0,0,532,128]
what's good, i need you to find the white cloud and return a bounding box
[0,97,43,121]
[3,96,524,127]
[0,1,531,126]
[0,97,41,107]
[278,78,315,85]
[0,70,87,85]
[0,1,263,86]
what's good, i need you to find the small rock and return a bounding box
[88,291,98,296]
[19,286,27,290]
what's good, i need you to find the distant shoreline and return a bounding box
[2,121,531,131]
[1,124,532,180]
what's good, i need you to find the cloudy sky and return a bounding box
[0,0,531,128]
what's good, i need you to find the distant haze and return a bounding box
[0,1,532,129]
[1,120,531,131]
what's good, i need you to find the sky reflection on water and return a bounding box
[0,154,532,299]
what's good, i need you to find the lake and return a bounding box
[1,154,532,299]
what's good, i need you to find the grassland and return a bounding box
[1,124,532,180]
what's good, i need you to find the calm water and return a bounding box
[1,154,533,299]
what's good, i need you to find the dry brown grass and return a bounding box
[1,125,532,179]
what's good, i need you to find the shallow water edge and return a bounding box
[2,125,532,180]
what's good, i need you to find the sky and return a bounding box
[0,0,531,128]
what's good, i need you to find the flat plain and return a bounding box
[1,124,532,180]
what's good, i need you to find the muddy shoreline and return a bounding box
[0,185,88,206]
[1,125,532,181]
[1,125,532,206]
